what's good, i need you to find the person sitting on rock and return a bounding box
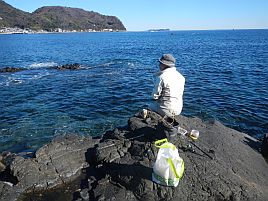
[149,54,185,119]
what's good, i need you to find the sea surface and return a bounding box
[0,30,267,153]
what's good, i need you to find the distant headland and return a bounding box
[0,0,126,34]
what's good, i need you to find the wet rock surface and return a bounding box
[1,111,268,201]
[0,135,99,201]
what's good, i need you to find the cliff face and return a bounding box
[0,0,126,31]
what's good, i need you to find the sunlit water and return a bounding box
[0,30,267,153]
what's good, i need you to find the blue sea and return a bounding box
[0,30,268,153]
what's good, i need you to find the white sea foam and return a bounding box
[127,62,135,67]
[29,62,58,68]
[1,77,24,86]
[90,61,126,69]
[31,71,51,80]
[92,62,115,68]
[0,71,51,86]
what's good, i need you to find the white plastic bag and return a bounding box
[152,139,184,187]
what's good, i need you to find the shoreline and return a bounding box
[0,31,125,35]
[1,28,267,35]
[0,28,126,35]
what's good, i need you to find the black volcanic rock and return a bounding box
[0,0,126,31]
[0,135,99,201]
[0,67,25,73]
[56,63,81,70]
[73,111,268,201]
[1,111,268,201]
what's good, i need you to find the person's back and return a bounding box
[158,67,185,116]
[151,54,185,117]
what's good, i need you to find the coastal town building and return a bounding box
[0,27,121,34]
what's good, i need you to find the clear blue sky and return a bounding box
[4,0,268,31]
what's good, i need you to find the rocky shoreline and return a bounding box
[1,110,268,201]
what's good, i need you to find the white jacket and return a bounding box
[152,67,185,117]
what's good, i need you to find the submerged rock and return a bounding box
[0,67,25,73]
[1,111,268,201]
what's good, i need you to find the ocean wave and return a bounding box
[28,62,58,68]
[90,61,117,68]
[2,77,24,86]
[0,71,51,86]
[31,71,51,79]
[88,60,135,69]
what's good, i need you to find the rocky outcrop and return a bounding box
[73,111,268,201]
[0,63,82,74]
[1,111,268,201]
[0,135,99,201]
[0,67,25,73]
[55,63,81,70]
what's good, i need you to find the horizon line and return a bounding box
[128,28,268,32]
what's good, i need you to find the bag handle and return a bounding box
[155,139,176,150]
[167,158,185,179]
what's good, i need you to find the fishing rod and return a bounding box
[188,140,214,160]
[171,125,214,160]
